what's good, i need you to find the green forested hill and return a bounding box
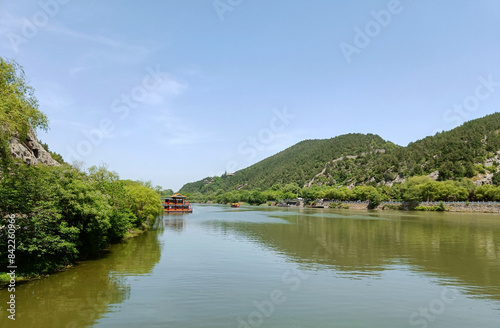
[181,133,398,193]
[321,112,500,185]
[181,113,500,195]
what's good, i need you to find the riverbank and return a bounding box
[206,200,500,213]
[0,226,149,288]
[323,201,500,213]
[0,270,59,289]
[218,200,500,213]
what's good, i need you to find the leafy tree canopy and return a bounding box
[0,58,48,166]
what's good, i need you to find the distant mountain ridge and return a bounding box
[180,113,500,194]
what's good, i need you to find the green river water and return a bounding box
[1,204,500,327]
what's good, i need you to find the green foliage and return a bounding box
[367,191,382,209]
[213,189,268,205]
[492,172,500,186]
[0,165,80,272]
[399,176,469,202]
[123,181,164,226]
[328,202,349,209]
[87,165,135,242]
[474,184,500,201]
[0,164,163,275]
[412,202,446,211]
[475,164,486,174]
[155,186,174,197]
[485,165,496,174]
[0,58,49,167]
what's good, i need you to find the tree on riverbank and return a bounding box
[0,163,164,274]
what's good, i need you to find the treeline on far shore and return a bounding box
[184,176,500,207]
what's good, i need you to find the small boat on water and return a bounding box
[230,203,240,208]
[162,193,193,213]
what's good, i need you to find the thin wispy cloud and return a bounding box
[69,66,87,78]
[37,82,75,112]
[0,10,25,51]
[50,118,94,131]
[143,76,188,106]
[45,24,149,55]
[0,10,21,31]
[155,115,213,146]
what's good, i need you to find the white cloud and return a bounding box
[143,75,188,106]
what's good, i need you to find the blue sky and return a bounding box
[2,0,500,191]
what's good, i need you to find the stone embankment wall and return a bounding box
[324,201,500,213]
[420,202,500,213]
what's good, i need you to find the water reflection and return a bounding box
[205,208,500,302]
[163,217,186,233]
[0,229,162,328]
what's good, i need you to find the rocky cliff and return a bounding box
[8,130,60,166]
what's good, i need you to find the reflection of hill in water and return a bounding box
[208,208,500,301]
[0,230,162,328]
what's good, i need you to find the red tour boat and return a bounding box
[162,193,193,213]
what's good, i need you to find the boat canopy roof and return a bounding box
[161,193,188,201]
[170,193,187,198]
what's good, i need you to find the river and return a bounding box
[1,205,500,327]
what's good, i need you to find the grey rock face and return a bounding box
[8,130,60,166]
